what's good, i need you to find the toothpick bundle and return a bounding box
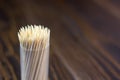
[18,25,50,80]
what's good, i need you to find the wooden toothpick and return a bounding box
[18,25,50,80]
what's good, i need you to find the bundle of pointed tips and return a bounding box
[18,25,50,80]
[18,25,50,48]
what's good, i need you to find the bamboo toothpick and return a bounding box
[18,25,50,80]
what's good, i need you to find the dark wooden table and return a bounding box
[0,0,120,80]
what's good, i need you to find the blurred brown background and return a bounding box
[0,0,120,80]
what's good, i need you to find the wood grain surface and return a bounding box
[0,0,120,80]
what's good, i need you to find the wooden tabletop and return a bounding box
[0,0,120,80]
